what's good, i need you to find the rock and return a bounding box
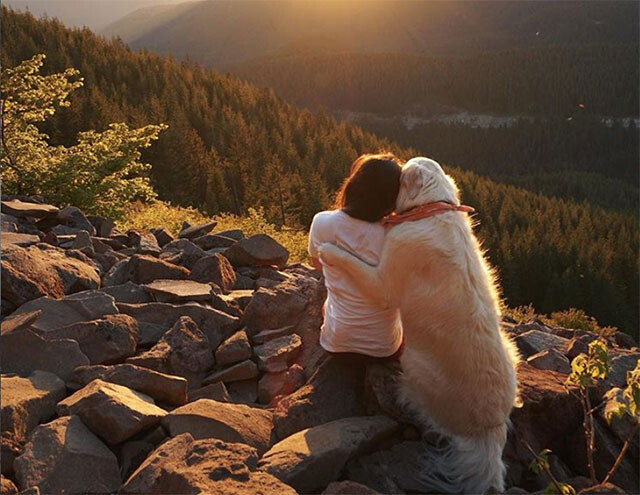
[1,299,16,317]
[150,228,173,247]
[160,239,206,269]
[14,415,120,494]
[363,362,412,421]
[72,230,95,256]
[193,233,236,250]
[43,314,137,365]
[72,364,188,406]
[227,379,259,404]
[9,291,118,333]
[224,234,289,268]
[121,433,295,494]
[1,329,89,381]
[87,215,114,237]
[323,481,382,494]
[211,293,243,317]
[614,331,637,349]
[203,359,258,385]
[1,432,22,478]
[143,279,215,303]
[102,258,128,286]
[127,230,161,256]
[258,364,305,405]
[0,233,40,248]
[1,371,66,440]
[178,220,217,240]
[608,352,640,387]
[0,310,41,335]
[117,301,239,348]
[252,325,295,344]
[162,398,273,453]
[1,200,58,218]
[101,282,152,303]
[234,274,255,290]
[189,382,230,402]
[599,388,639,451]
[124,254,190,285]
[254,334,302,372]
[57,379,167,444]
[126,316,214,387]
[215,330,252,366]
[1,244,100,306]
[217,229,244,241]
[259,416,398,493]
[514,330,571,358]
[56,206,96,235]
[189,253,237,290]
[567,337,589,361]
[226,289,254,310]
[345,441,425,494]
[273,354,367,440]
[1,475,18,495]
[526,348,572,374]
[119,440,155,481]
[243,283,308,335]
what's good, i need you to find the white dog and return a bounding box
[318,157,519,494]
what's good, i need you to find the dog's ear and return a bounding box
[402,164,427,201]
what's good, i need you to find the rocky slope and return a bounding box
[1,196,638,494]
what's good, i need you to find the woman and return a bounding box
[308,152,403,358]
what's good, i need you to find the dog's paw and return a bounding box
[317,242,341,266]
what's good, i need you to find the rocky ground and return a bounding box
[1,197,639,495]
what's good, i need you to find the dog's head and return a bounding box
[396,157,460,213]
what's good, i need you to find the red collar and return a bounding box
[382,201,475,226]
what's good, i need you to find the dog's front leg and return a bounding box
[318,243,390,308]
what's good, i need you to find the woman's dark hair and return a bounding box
[333,152,402,222]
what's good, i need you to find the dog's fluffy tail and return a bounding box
[419,423,508,494]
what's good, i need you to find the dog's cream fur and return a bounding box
[318,157,520,494]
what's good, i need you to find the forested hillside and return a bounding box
[102,0,639,69]
[2,7,638,334]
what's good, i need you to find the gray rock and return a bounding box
[259,416,399,493]
[608,352,640,387]
[223,234,289,268]
[189,253,237,290]
[514,330,571,358]
[193,233,236,250]
[143,279,215,303]
[526,348,572,374]
[188,381,230,403]
[1,371,66,440]
[101,282,152,303]
[127,230,161,256]
[124,254,191,285]
[72,230,95,256]
[121,433,295,494]
[9,291,118,333]
[14,415,120,494]
[0,310,42,335]
[252,325,295,345]
[254,334,302,372]
[57,379,167,444]
[226,289,254,310]
[43,314,138,365]
[119,440,155,481]
[217,229,244,241]
[1,244,100,306]
[203,359,258,385]
[566,337,589,361]
[227,379,259,404]
[56,206,96,235]
[242,282,308,335]
[160,239,206,269]
[599,387,639,451]
[162,398,273,454]
[87,215,114,237]
[178,220,217,240]
[72,363,188,406]
[215,330,252,366]
[1,328,89,381]
[102,258,129,286]
[117,301,239,348]
[126,316,214,388]
[1,200,58,218]
[258,364,305,405]
[0,232,40,247]
[150,228,173,247]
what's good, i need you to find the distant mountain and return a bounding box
[102,0,639,69]
[4,0,187,32]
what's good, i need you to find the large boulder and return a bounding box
[101,282,152,303]
[8,290,118,333]
[258,364,305,405]
[202,359,259,385]
[189,253,237,291]
[223,234,289,268]
[1,371,66,441]
[254,333,302,372]
[55,206,96,235]
[259,416,399,493]
[514,330,571,358]
[162,399,274,454]
[124,255,190,285]
[1,232,40,248]
[43,314,138,365]
[193,233,236,250]
[57,379,167,444]
[273,354,367,439]
[215,330,252,366]
[189,382,230,402]
[121,433,295,494]
[1,200,58,219]
[143,279,216,303]
[127,230,160,256]
[1,244,100,306]
[1,328,89,381]
[243,283,308,335]
[160,239,206,269]
[117,301,239,348]
[14,415,121,494]
[72,364,188,406]
[126,316,214,387]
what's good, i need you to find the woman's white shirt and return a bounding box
[308,209,403,357]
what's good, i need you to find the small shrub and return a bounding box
[117,200,211,236]
[548,308,616,336]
